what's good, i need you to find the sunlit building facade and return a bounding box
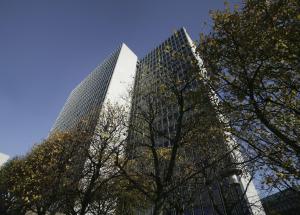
[51,43,137,134]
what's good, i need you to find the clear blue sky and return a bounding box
[0,0,241,157]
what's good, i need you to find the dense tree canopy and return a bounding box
[197,0,300,191]
[0,132,91,215]
[0,103,131,215]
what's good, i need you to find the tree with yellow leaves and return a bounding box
[0,157,27,215]
[197,0,300,196]
[0,103,130,215]
[0,131,91,215]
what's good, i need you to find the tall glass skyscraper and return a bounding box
[51,43,137,134]
[129,28,264,215]
[50,28,264,214]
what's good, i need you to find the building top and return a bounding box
[51,43,137,133]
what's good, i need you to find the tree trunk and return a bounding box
[152,201,164,215]
[175,208,185,215]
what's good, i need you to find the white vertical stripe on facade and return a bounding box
[103,43,138,106]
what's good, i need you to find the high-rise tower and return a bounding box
[51,43,137,134]
[129,28,264,215]
[50,29,264,215]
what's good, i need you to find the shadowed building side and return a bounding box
[129,27,264,215]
